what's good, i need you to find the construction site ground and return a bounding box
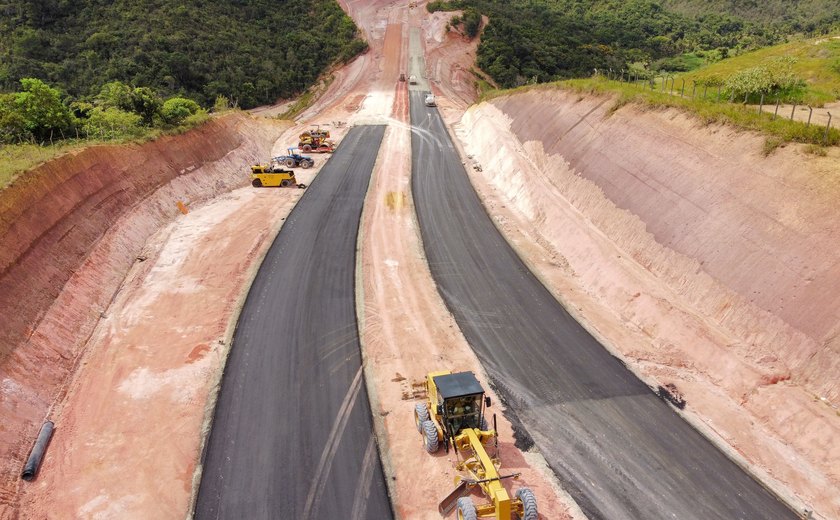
[2,0,838,519]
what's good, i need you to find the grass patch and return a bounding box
[804,144,829,156]
[680,36,840,107]
[279,75,334,120]
[478,77,840,147]
[0,142,86,188]
[1,111,217,190]
[762,136,785,156]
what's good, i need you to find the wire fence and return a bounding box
[600,68,836,145]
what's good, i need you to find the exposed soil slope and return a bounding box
[455,87,840,517]
[0,113,285,516]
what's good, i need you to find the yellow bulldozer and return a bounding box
[415,371,538,520]
[250,164,305,188]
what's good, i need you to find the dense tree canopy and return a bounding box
[429,0,839,89]
[0,0,367,108]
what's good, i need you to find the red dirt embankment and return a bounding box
[0,113,284,515]
[456,87,840,517]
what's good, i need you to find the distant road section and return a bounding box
[409,91,797,520]
[195,125,393,520]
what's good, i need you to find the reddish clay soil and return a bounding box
[454,87,840,518]
[0,113,286,518]
[3,2,577,519]
[3,0,838,519]
[354,11,575,517]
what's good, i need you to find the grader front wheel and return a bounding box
[456,497,477,520]
[422,420,439,453]
[414,403,430,433]
[516,488,538,520]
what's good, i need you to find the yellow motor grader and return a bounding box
[414,371,538,520]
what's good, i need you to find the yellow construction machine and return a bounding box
[250,164,304,188]
[415,371,538,520]
[298,126,334,153]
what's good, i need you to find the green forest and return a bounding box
[430,0,839,89]
[0,0,365,107]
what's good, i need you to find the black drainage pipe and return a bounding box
[21,421,54,481]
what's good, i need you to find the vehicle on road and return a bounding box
[250,165,305,188]
[414,370,538,520]
[274,149,314,169]
[409,75,417,84]
[424,94,436,107]
[400,73,406,82]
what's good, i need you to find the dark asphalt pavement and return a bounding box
[409,91,797,520]
[194,125,393,520]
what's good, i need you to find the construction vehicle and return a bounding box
[250,164,305,188]
[298,126,333,153]
[414,370,538,520]
[274,149,314,169]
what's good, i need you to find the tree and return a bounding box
[462,8,482,38]
[82,107,143,140]
[0,93,29,143]
[161,97,200,124]
[96,81,134,111]
[129,87,162,125]
[14,78,75,141]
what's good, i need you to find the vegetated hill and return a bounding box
[663,0,840,32]
[0,0,367,108]
[429,0,839,89]
[681,36,840,106]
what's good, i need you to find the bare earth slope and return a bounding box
[455,87,840,518]
[0,113,285,516]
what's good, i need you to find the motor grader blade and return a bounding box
[438,480,469,515]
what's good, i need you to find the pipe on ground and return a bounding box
[21,421,54,481]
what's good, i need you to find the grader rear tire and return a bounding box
[516,488,538,520]
[422,420,439,453]
[414,403,430,433]
[456,497,477,520]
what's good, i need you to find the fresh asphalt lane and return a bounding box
[409,91,797,520]
[195,125,393,520]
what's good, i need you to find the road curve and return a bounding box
[409,91,797,520]
[195,125,393,520]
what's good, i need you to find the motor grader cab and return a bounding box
[414,371,538,520]
[250,164,304,188]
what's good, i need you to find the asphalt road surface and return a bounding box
[195,125,393,520]
[409,91,797,520]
